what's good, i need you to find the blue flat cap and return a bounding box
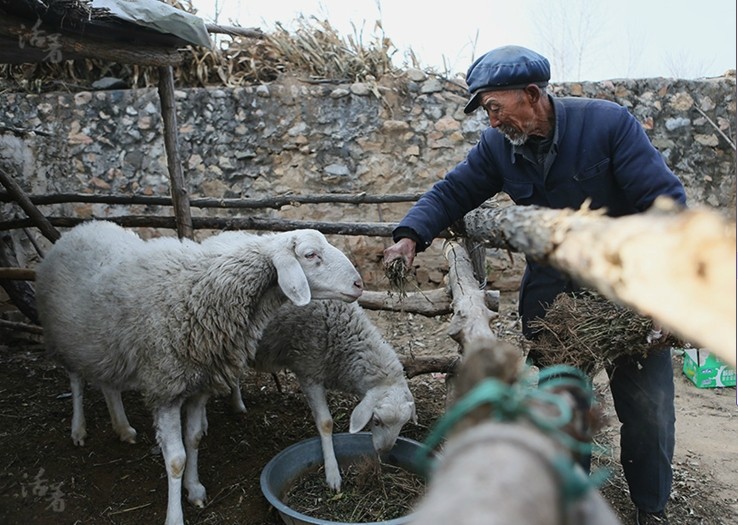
[464,45,550,114]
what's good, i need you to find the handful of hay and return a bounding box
[385,257,411,298]
[527,290,680,376]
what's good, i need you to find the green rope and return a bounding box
[415,364,609,504]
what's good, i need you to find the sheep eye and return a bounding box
[304,252,319,260]
[372,415,383,427]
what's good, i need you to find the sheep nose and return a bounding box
[354,278,364,291]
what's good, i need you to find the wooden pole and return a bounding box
[463,199,736,367]
[157,66,193,239]
[0,215,434,238]
[0,166,60,242]
[359,288,498,317]
[0,191,424,208]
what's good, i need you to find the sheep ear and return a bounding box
[349,392,376,433]
[272,253,311,306]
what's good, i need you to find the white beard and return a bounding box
[499,125,528,146]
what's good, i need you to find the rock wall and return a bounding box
[1,71,735,291]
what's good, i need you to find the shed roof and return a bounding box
[0,0,210,66]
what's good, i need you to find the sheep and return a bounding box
[34,220,364,525]
[230,298,417,491]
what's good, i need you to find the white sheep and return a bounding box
[230,298,417,491]
[34,220,364,525]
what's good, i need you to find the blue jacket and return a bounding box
[395,96,687,251]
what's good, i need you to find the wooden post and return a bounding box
[157,66,193,239]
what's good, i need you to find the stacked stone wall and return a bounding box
[1,71,735,290]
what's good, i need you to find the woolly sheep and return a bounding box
[34,221,364,525]
[230,298,417,491]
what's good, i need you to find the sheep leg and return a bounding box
[154,402,186,525]
[229,380,247,414]
[302,383,341,491]
[102,387,137,444]
[183,392,210,507]
[69,371,87,446]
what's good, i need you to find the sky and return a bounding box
[190,0,737,82]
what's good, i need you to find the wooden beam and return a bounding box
[463,199,736,367]
[0,215,425,238]
[359,288,499,316]
[0,318,42,334]
[0,15,184,66]
[401,355,460,379]
[0,267,35,280]
[0,165,60,242]
[158,65,193,239]
[0,191,424,208]
[205,24,265,39]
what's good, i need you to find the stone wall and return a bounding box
[1,71,735,291]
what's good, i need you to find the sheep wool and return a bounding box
[248,299,416,491]
[35,220,363,525]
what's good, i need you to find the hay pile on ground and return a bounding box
[527,290,680,376]
[283,457,426,522]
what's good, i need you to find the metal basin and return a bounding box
[260,432,427,525]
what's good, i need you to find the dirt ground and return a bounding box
[0,292,736,525]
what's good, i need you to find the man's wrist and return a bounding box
[393,226,429,251]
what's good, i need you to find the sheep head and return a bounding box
[349,383,417,454]
[270,229,363,306]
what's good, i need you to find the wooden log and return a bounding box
[410,421,622,525]
[0,236,38,324]
[0,165,60,242]
[0,215,432,238]
[158,66,193,240]
[359,288,499,317]
[443,241,521,375]
[205,24,265,39]
[0,267,35,280]
[400,355,460,379]
[463,198,736,367]
[409,337,620,525]
[0,318,43,334]
[444,240,497,350]
[0,191,424,208]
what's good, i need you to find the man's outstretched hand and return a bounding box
[383,237,417,269]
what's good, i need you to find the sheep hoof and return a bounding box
[187,484,207,507]
[325,475,342,492]
[71,430,87,447]
[118,427,137,444]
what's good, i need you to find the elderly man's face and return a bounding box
[479,90,537,146]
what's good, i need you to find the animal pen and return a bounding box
[0,2,736,525]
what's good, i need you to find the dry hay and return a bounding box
[527,290,682,376]
[0,7,403,93]
[283,456,426,522]
[384,257,411,297]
